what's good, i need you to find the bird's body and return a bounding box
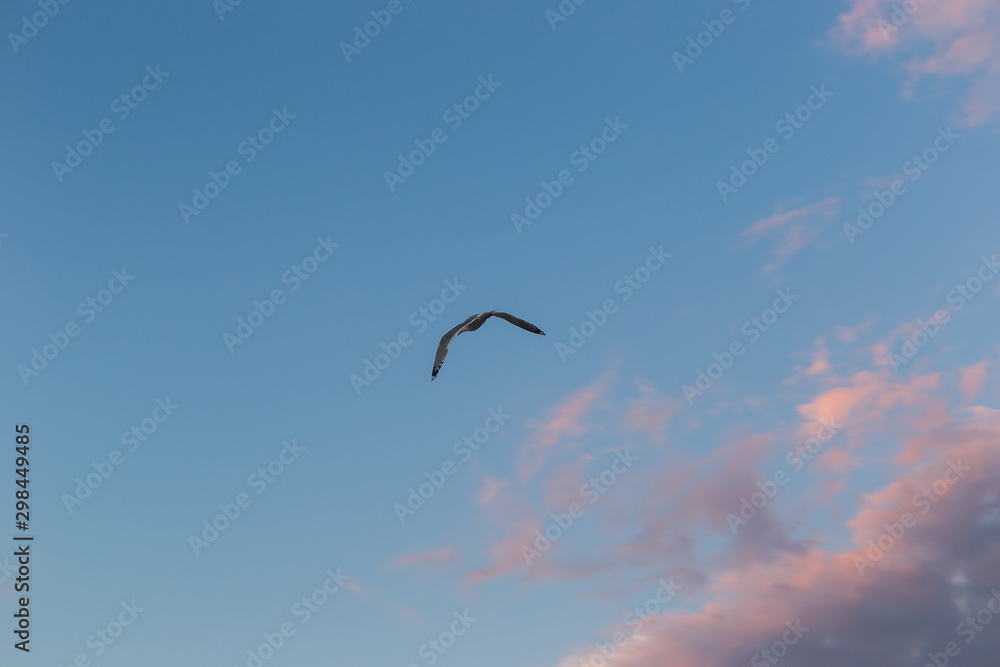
[432,311,545,380]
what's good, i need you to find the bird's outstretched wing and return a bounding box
[431,311,545,380]
[432,314,479,380]
[490,311,545,336]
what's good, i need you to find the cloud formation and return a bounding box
[831,0,1000,125]
[549,376,1000,666]
[741,197,840,274]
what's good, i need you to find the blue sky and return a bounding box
[2,1,1000,666]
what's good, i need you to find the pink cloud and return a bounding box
[449,330,1000,667]
[740,197,840,274]
[622,380,679,442]
[816,448,853,473]
[959,361,988,400]
[615,431,812,572]
[456,346,1000,667]
[463,372,620,585]
[542,456,595,510]
[468,365,952,588]
[791,338,832,380]
[463,519,542,584]
[515,371,611,479]
[834,319,875,344]
[830,0,1000,125]
[476,474,508,508]
[387,545,459,571]
[795,371,882,430]
[551,422,1000,667]
[795,369,949,445]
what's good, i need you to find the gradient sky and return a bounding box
[2,1,1000,666]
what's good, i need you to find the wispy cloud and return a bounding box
[834,318,876,344]
[622,380,680,442]
[515,370,612,479]
[830,0,1000,125]
[463,519,543,584]
[741,197,840,274]
[387,545,459,571]
[549,381,1000,666]
[790,338,833,380]
[959,361,988,400]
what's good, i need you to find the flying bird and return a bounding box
[432,311,545,380]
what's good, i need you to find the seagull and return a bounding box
[432,311,545,380]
